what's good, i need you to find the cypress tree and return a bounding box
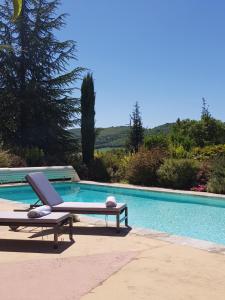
[0,0,83,161]
[80,73,96,166]
[127,102,144,153]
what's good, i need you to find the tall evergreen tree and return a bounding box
[0,0,83,161]
[80,73,96,166]
[127,102,144,153]
[201,98,211,121]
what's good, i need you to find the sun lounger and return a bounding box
[0,211,74,248]
[26,172,128,231]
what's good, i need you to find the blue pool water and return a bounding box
[1,182,225,245]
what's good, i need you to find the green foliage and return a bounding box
[170,119,200,150]
[22,147,44,167]
[0,149,26,167]
[191,145,225,161]
[144,134,168,150]
[169,145,189,159]
[81,73,96,166]
[66,153,89,180]
[12,0,22,20]
[95,149,130,182]
[0,0,83,160]
[126,148,166,186]
[157,159,199,189]
[8,153,26,167]
[88,157,110,182]
[70,126,129,150]
[0,150,11,167]
[170,116,225,151]
[207,156,225,194]
[196,162,211,186]
[127,102,144,153]
[147,123,174,135]
[69,123,174,150]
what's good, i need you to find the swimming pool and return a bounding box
[1,182,225,245]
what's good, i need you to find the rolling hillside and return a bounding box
[69,123,174,150]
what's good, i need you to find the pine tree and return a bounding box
[127,102,144,153]
[0,0,83,162]
[80,73,96,166]
[201,98,211,121]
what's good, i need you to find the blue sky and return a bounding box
[59,1,225,128]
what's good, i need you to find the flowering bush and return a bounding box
[191,144,225,161]
[191,185,207,192]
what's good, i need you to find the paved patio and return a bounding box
[0,199,225,300]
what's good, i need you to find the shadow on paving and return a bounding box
[29,225,132,239]
[0,239,73,253]
[0,225,131,253]
[69,226,132,236]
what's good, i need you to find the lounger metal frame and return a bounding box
[68,206,129,232]
[30,201,128,232]
[0,215,74,248]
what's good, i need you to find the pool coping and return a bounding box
[79,214,225,255]
[80,180,225,200]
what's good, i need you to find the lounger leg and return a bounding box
[54,226,59,249]
[9,225,19,231]
[69,217,74,242]
[125,207,128,227]
[116,214,120,233]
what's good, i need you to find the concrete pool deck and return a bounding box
[0,200,225,299]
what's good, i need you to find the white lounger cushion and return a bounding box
[53,202,126,212]
[0,211,69,224]
[26,172,63,206]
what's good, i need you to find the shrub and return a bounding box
[191,144,225,161]
[207,156,225,194]
[67,153,89,180]
[144,134,168,150]
[115,154,132,183]
[125,148,166,186]
[196,162,211,185]
[23,147,45,166]
[89,157,110,182]
[157,159,199,189]
[169,145,189,159]
[0,150,26,168]
[95,149,129,182]
[191,185,207,192]
[0,150,11,167]
[9,154,27,167]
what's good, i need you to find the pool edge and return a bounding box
[79,214,225,255]
[80,180,225,200]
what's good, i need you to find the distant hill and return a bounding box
[147,123,174,135]
[69,123,174,150]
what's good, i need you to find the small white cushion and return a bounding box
[28,205,52,218]
[105,196,117,208]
